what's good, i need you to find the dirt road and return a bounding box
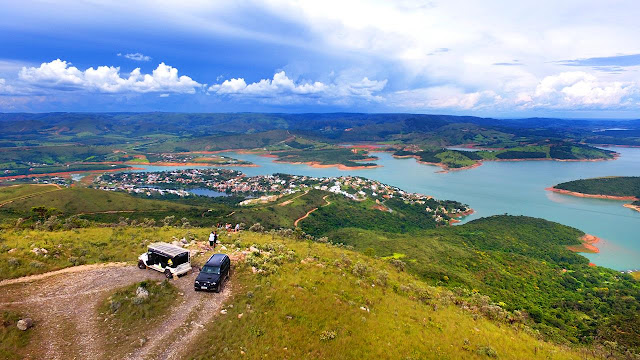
[0,263,230,360]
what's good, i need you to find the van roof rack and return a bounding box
[148,242,188,258]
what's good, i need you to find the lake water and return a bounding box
[134,148,640,271]
[188,188,229,197]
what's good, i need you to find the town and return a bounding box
[93,169,472,221]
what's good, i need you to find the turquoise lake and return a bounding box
[135,147,640,271]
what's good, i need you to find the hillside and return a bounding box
[0,187,198,220]
[0,228,586,359]
[310,216,640,351]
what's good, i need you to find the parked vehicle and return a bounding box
[138,242,191,279]
[194,254,230,292]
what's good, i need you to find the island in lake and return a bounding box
[548,176,640,212]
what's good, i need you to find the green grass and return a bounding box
[272,148,378,168]
[186,232,583,359]
[0,227,215,280]
[0,184,61,204]
[0,310,31,360]
[228,189,329,229]
[0,187,194,216]
[320,216,640,350]
[97,280,178,354]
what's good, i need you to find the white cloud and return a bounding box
[0,78,18,94]
[18,59,202,94]
[390,86,502,110]
[519,71,637,109]
[208,70,386,103]
[117,52,151,61]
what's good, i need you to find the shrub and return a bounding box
[476,346,498,358]
[389,259,405,272]
[320,330,337,341]
[352,262,370,278]
[375,270,389,287]
[249,223,265,233]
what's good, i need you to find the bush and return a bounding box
[352,262,370,278]
[249,223,265,233]
[476,345,498,358]
[320,330,337,341]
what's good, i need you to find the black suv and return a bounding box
[194,254,230,292]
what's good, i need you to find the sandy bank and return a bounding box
[623,203,640,213]
[546,187,639,201]
[567,234,602,254]
[139,161,258,167]
[271,159,381,170]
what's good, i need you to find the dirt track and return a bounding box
[0,263,230,360]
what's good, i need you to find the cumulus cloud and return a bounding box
[519,71,636,109]
[117,52,151,61]
[208,71,386,103]
[18,59,202,94]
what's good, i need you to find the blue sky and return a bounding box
[1,0,640,117]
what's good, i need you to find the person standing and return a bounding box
[209,231,215,248]
[213,231,218,248]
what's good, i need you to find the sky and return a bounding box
[1,0,640,117]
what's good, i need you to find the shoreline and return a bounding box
[567,234,602,254]
[271,159,381,170]
[623,203,640,213]
[546,187,639,201]
[134,161,259,168]
[391,152,617,173]
[449,208,475,224]
[0,167,142,181]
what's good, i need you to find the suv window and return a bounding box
[202,265,221,274]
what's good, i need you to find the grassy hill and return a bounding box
[316,216,640,351]
[0,186,208,227]
[0,184,61,204]
[0,227,588,359]
[554,176,640,198]
[186,232,585,359]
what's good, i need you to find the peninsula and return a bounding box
[548,176,640,212]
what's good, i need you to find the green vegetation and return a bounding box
[0,227,205,280]
[0,187,194,218]
[186,232,583,359]
[0,310,31,360]
[272,148,378,168]
[393,143,615,169]
[0,184,60,204]
[300,196,442,234]
[554,176,640,198]
[97,280,178,353]
[319,216,640,350]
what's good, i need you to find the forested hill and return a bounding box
[554,176,640,198]
[2,112,640,147]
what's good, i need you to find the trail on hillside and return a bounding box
[278,189,309,206]
[293,194,331,227]
[0,184,62,208]
[0,261,230,360]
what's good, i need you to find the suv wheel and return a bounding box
[164,269,173,279]
[138,261,146,269]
